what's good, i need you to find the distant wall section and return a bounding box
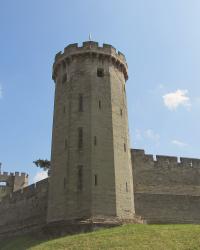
[131,149,200,223]
[0,172,28,201]
[0,178,48,238]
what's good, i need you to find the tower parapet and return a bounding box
[52,41,128,81]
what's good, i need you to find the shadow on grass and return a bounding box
[0,232,72,250]
[0,223,109,250]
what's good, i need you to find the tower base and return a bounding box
[43,216,145,237]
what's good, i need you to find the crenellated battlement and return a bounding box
[131,149,200,168]
[0,172,28,178]
[52,41,128,81]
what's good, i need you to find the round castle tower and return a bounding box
[47,41,134,223]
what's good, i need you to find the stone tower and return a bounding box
[47,41,134,224]
[0,172,28,201]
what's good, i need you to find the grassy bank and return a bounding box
[1,224,200,250]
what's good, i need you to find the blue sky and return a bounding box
[0,0,200,183]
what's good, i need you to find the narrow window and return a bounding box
[78,127,83,149]
[79,94,83,112]
[64,177,66,189]
[98,100,101,110]
[126,182,128,192]
[63,105,66,114]
[94,136,97,146]
[120,109,123,116]
[62,73,67,84]
[94,174,98,186]
[77,165,83,191]
[97,68,104,77]
[124,143,126,152]
[64,139,67,150]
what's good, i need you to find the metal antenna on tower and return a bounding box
[89,33,92,41]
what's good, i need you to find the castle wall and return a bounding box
[131,149,200,223]
[0,178,48,237]
[134,193,200,223]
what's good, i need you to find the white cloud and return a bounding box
[145,129,160,142]
[33,171,48,183]
[172,140,188,147]
[163,89,191,110]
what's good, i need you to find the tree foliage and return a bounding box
[33,159,51,171]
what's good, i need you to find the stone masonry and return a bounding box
[131,149,200,223]
[0,172,28,201]
[47,41,134,223]
[0,41,200,238]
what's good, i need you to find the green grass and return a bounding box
[1,224,200,250]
